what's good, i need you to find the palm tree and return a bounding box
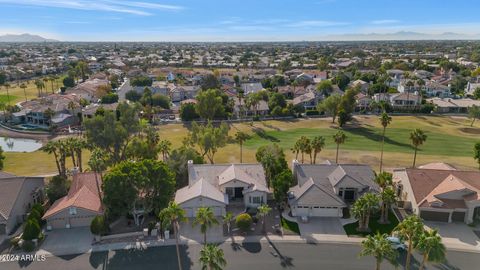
[3,83,11,105]
[394,215,424,270]
[311,136,326,164]
[159,202,187,270]
[43,77,50,93]
[359,232,398,270]
[88,148,108,205]
[193,207,219,245]
[351,193,380,232]
[291,141,301,161]
[333,131,347,164]
[34,79,44,97]
[374,172,395,224]
[257,204,272,234]
[199,244,227,270]
[296,136,310,164]
[158,139,172,161]
[43,108,55,126]
[223,212,233,235]
[42,141,61,176]
[379,112,392,172]
[235,131,249,163]
[410,129,427,168]
[417,229,446,270]
[20,83,27,102]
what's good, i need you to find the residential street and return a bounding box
[2,241,479,270]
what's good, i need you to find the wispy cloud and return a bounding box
[370,19,400,25]
[0,0,183,16]
[287,20,349,27]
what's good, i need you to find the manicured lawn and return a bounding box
[281,217,300,235]
[2,77,64,105]
[0,94,20,104]
[343,210,399,237]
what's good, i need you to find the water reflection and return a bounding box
[0,137,43,152]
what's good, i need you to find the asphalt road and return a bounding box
[1,241,478,270]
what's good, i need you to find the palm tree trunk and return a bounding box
[335,143,340,163]
[77,150,83,172]
[379,127,386,172]
[313,152,317,164]
[174,221,183,270]
[204,231,207,246]
[419,253,428,270]
[412,147,418,168]
[240,143,243,163]
[376,259,381,270]
[471,118,475,127]
[301,152,304,164]
[6,87,10,105]
[406,239,413,270]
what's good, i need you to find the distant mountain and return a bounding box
[0,33,58,42]
[319,31,480,41]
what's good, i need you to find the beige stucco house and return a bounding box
[174,161,270,217]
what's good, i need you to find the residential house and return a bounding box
[390,92,422,107]
[350,80,370,93]
[175,161,270,217]
[355,93,373,110]
[288,161,379,218]
[427,98,480,113]
[12,94,82,128]
[170,85,200,103]
[43,172,103,230]
[424,81,451,98]
[69,78,110,103]
[394,165,480,224]
[0,173,44,236]
[241,83,264,95]
[465,82,480,97]
[292,91,319,110]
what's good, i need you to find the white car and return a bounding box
[386,236,406,251]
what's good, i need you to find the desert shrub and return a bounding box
[90,216,109,236]
[236,213,253,232]
[22,219,41,241]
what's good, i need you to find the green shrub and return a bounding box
[148,221,156,233]
[305,110,319,116]
[22,240,35,252]
[90,216,108,236]
[236,213,253,232]
[31,203,45,216]
[22,218,41,241]
[28,209,42,224]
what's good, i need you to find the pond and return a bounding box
[0,137,43,152]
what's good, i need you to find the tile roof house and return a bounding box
[0,174,44,236]
[43,172,102,230]
[174,161,270,217]
[288,161,379,218]
[394,164,480,223]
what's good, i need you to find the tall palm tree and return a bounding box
[223,212,233,235]
[257,204,272,234]
[417,229,446,270]
[20,83,27,102]
[379,112,392,172]
[291,141,301,161]
[42,141,61,176]
[359,232,398,270]
[88,147,108,205]
[43,77,50,93]
[49,76,56,94]
[374,172,395,224]
[193,207,219,245]
[159,202,187,270]
[235,131,249,163]
[311,136,325,164]
[394,215,424,270]
[158,139,172,161]
[3,83,11,105]
[34,79,44,97]
[199,244,227,270]
[351,193,380,232]
[333,131,347,164]
[410,129,427,168]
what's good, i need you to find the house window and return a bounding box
[252,197,262,204]
[69,207,77,215]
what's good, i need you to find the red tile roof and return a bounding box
[43,172,103,219]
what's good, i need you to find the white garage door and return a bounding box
[48,218,67,229]
[69,216,94,227]
[183,206,223,217]
[311,207,340,217]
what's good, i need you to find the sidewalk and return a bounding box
[33,231,480,257]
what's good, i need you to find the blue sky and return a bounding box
[0,0,479,41]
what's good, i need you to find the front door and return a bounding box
[234,187,244,198]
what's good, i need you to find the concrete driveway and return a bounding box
[298,217,346,243]
[425,222,480,251]
[38,227,94,256]
[179,218,224,244]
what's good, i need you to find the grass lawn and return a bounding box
[3,115,480,176]
[2,77,64,105]
[343,210,399,237]
[281,217,300,235]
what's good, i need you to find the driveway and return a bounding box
[298,217,346,243]
[179,218,224,244]
[38,227,94,256]
[425,222,480,251]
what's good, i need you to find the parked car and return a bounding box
[386,236,406,251]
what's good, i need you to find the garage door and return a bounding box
[184,207,194,217]
[311,207,341,217]
[452,211,465,222]
[212,206,223,216]
[48,218,67,229]
[420,211,449,222]
[69,216,94,227]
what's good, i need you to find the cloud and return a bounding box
[0,0,183,16]
[371,20,400,25]
[287,20,348,27]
